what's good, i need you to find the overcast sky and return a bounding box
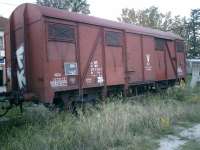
[0,0,200,20]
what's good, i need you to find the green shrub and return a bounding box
[165,87,187,101]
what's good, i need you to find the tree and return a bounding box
[187,9,200,58]
[117,6,188,38]
[118,6,194,57]
[118,6,200,58]
[36,0,90,14]
[166,16,189,40]
[117,6,164,30]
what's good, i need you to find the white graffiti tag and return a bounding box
[16,44,26,89]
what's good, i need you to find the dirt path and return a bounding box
[158,124,200,150]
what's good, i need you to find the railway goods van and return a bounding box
[4,3,186,107]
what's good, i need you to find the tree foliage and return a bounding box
[36,0,90,14]
[187,9,200,58]
[118,7,164,30]
[118,6,188,38]
[118,6,200,58]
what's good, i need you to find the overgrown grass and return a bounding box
[1,86,200,150]
[181,139,200,150]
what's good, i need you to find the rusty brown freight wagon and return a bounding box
[4,3,186,106]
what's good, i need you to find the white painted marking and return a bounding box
[17,70,26,89]
[145,54,152,71]
[97,76,104,84]
[50,77,68,88]
[16,44,26,89]
[177,66,183,76]
[54,73,61,77]
[16,45,24,69]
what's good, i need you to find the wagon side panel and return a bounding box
[104,29,125,86]
[28,21,46,101]
[45,21,78,98]
[176,40,186,79]
[126,33,143,83]
[166,41,176,80]
[142,36,156,81]
[79,24,104,88]
[155,50,166,80]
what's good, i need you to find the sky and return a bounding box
[0,0,200,20]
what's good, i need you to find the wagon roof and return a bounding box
[18,3,183,40]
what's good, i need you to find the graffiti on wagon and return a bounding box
[16,44,26,90]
